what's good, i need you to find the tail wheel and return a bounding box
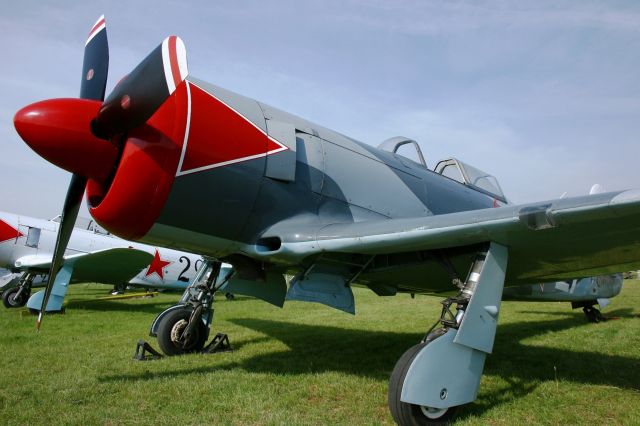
[388,334,458,425]
[2,287,29,308]
[156,308,207,356]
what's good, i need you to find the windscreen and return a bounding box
[458,160,505,200]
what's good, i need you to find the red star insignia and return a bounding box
[145,249,172,280]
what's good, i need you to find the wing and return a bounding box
[15,248,153,284]
[260,189,640,286]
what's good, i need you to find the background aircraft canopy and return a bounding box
[51,215,110,235]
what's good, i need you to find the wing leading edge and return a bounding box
[261,189,640,285]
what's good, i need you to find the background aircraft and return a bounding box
[504,274,623,322]
[0,211,204,311]
[12,17,640,425]
[499,184,623,322]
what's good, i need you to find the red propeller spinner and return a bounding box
[14,98,119,183]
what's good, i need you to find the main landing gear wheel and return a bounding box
[2,287,29,308]
[583,305,605,323]
[388,339,458,425]
[156,308,207,356]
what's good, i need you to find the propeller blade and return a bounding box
[36,16,109,329]
[92,36,188,139]
[80,15,109,101]
[36,174,86,330]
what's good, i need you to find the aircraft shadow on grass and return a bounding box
[100,309,638,419]
[63,292,246,315]
[64,299,177,315]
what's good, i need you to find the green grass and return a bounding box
[0,281,639,425]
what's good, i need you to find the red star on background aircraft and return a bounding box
[145,249,172,280]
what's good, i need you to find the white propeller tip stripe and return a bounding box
[86,15,106,46]
[175,37,189,83]
[161,36,189,95]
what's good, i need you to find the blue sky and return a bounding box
[2,1,639,218]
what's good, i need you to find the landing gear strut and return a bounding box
[388,243,508,425]
[150,261,234,356]
[571,301,606,323]
[110,282,126,295]
[2,273,34,308]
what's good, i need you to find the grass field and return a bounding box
[0,280,639,425]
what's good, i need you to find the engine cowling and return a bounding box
[87,81,189,239]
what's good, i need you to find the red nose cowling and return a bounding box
[14,99,119,183]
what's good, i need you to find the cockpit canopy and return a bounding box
[377,136,507,203]
[50,215,110,235]
[434,158,507,203]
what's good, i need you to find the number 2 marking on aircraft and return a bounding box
[178,256,202,282]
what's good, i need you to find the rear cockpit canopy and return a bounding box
[434,158,507,203]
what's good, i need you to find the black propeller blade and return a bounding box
[80,15,109,101]
[37,16,109,330]
[36,175,86,329]
[92,36,187,139]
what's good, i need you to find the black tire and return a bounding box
[583,307,602,323]
[388,333,458,425]
[156,308,208,356]
[2,287,29,308]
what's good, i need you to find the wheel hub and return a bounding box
[170,319,189,344]
[420,405,448,419]
[9,291,23,306]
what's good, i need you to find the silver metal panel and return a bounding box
[401,329,486,408]
[265,120,296,182]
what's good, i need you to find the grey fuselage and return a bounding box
[143,77,495,288]
[108,77,631,297]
